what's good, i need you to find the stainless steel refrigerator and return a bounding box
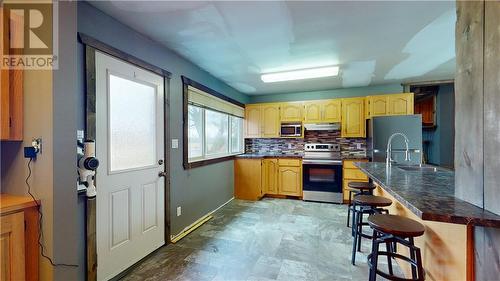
[368,115,423,164]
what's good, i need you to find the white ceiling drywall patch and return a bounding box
[341,61,376,88]
[384,9,456,80]
[90,1,456,95]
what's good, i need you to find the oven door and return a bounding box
[302,163,343,203]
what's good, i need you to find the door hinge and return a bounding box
[9,117,12,128]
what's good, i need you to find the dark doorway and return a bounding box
[411,83,455,169]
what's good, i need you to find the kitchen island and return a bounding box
[355,162,500,281]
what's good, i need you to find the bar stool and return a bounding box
[351,195,392,265]
[346,181,376,228]
[367,214,426,281]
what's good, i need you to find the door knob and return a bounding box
[158,171,167,177]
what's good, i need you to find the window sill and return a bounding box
[184,153,243,169]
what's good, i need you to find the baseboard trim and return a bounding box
[170,197,234,243]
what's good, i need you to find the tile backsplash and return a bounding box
[245,130,367,157]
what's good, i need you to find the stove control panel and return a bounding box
[304,143,340,152]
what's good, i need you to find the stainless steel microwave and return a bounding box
[280,123,302,137]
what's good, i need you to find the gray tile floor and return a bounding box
[121,198,401,281]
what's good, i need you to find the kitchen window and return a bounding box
[183,76,245,169]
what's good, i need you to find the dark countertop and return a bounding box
[235,153,304,159]
[342,154,369,160]
[236,152,369,160]
[355,162,500,227]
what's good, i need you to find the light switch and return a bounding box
[172,139,179,149]
[77,130,84,140]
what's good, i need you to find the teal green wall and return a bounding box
[249,83,403,103]
[424,84,454,167]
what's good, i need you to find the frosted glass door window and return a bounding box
[109,74,156,171]
[205,110,229,156]
[188,105,203,159]
[231,117,243,153]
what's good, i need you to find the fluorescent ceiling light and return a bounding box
[261,66,340,83]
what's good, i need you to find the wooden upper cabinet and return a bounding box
[341,97,365,138]
[277,165,302,196]
[415,96,435,127]
[245,105,262,138]
[0,64,23,141]
[322,99,341,122]
[388,93,414,115]
[304,100,341,123]
[1,15,24,141]
[244,93,413,139]
[364,97,371,119]
[365,93,414,119]
[1,69,10,139]
[280,102,303,122]
[262,159,278,195]
[303,102,322,123]
[370,95,389,117]
[261,104,280,138]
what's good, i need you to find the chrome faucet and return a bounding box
[386,133,410,167]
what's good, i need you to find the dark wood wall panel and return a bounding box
[483,0,500,216]
[456,1,500,280]
[454,0,484,207]
[474,227,500,281]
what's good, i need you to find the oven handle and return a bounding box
[303,159,342,165]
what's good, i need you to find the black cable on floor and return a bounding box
[25,158,79,268]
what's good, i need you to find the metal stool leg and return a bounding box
[368,230,380,281]
[415,246,425,281]
[409,237,417,279]
[351,203,358,236]
[351,208,360,265]
[357,208,364,252]
[347,204,351,227]
[386,241,393,275]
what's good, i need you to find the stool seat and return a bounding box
[353,195,392,207]
[347,181,375,190]
[368,214,425,237]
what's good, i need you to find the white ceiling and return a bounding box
[89,1,456,95]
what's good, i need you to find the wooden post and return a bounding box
[456,1,500,280]
[454,0,484,207]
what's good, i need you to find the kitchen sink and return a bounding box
[395,164,438,172]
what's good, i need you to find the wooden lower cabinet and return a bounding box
[0,212,25,281]
[235,159,263,200]
[235,158,302,200]
[0,194,39,281]
[342,159,369,202]
[262,159,278,195]
[277,166,302,196]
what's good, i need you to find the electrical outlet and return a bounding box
[176,206,182,216]
[32,138,42,154]
[287,143,293,149]
[356,143,362,149]
[77,130,84,140]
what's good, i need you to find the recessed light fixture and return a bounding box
[261,66,340,83]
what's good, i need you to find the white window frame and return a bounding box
[187,105,244,164]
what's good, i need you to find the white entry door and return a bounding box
[95,51,165,281]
